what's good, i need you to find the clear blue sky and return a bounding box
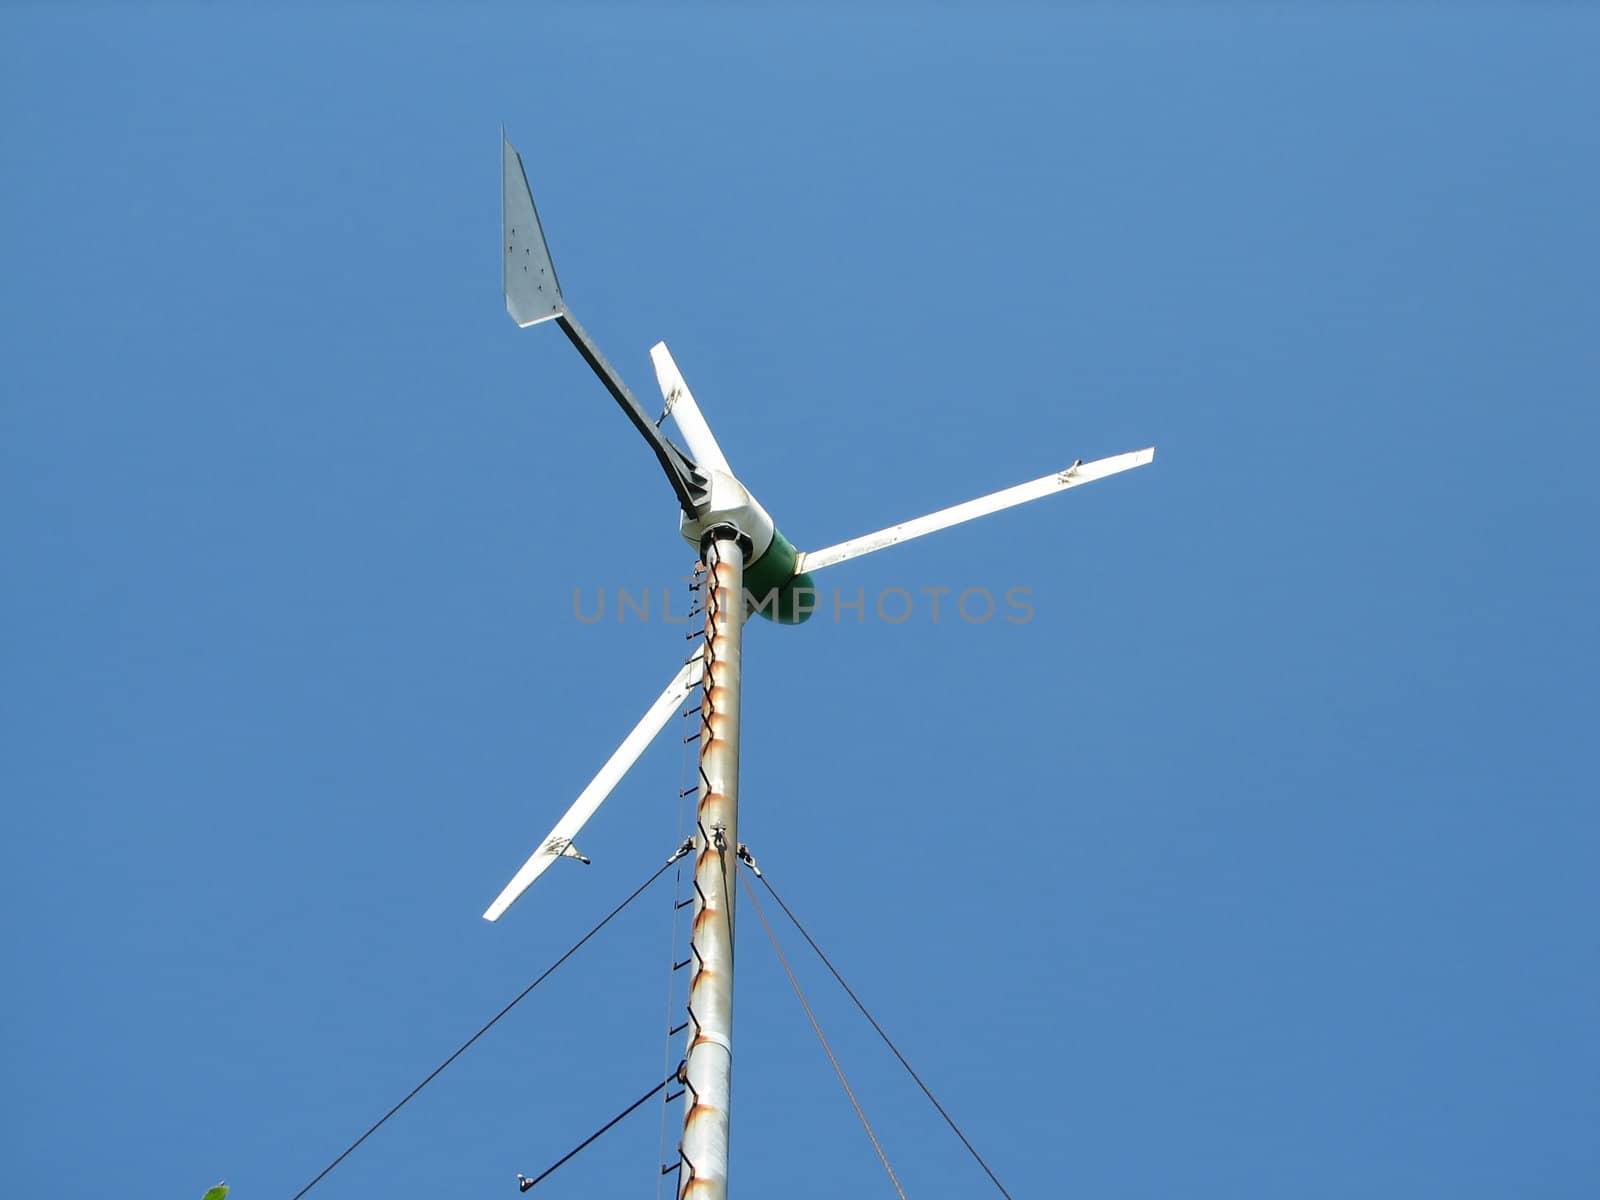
[4,5,1597,1197]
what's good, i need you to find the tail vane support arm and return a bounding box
[795,447,1155,574]
[483,655,705,922]
[554,313,709,515]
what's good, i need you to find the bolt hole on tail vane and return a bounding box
[492,130,1154,1198]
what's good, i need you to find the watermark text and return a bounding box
[570,584,1034,625]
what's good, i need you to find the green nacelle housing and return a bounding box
[742,529,817,624]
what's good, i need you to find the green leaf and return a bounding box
[202,1185,229,1200]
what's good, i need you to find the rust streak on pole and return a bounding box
[679,532,745,1200]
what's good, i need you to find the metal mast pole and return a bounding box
[678,530,746,1200]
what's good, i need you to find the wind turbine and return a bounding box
[488,133,1154,1199]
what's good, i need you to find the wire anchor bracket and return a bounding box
[736,843,762,877]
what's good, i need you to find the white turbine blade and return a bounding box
[650,342,733,476]
[483,655,704,922]
[795,447,1155,574]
